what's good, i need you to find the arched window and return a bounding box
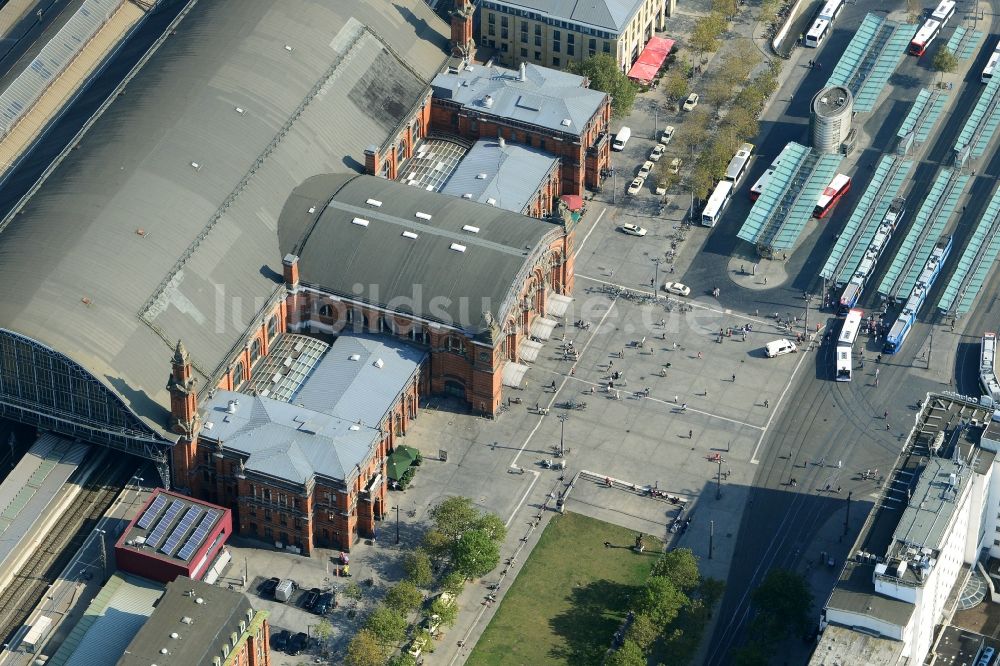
[249,338,262,364]
[266,315,278,340]
[319,304,334,318]
[232,361,245,387]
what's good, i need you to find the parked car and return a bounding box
[669,157,682,174]
[682,93,699,111]
[271,629,290,652]
[313,591,336,615]
[301,587,321,611]
[662,282,690,297]
[765,339,798,358]
[650,144,666,161]
[638,161,654,178]
[627,177,645,195]
[259,577,280,596]
[620,223,648,237]
[661,125,675,144]
[288,632,308,656]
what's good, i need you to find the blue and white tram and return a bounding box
[884,236,952,354]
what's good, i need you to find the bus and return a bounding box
[884,236,952,354]
[724,143,754,185]
[930,0,956,25]
[749,144,794,201]
[702,181,734,227]
[982,332,1000,400]
[817,0,844,21]
[909,19,942,56]
[805,19,830,48]
[836,308,863,381]
[838,198,905,314]
[983,42,1000,83]
[814,173,851,219]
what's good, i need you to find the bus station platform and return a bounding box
[824,13,914,113]
[938,184,1000,316]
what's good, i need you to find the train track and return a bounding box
[0,451,132,645]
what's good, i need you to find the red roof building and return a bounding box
[115,489,232,584]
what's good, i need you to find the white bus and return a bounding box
[805,19,830,48]
[931,0,956,25]
[818,0,844,22]
[724,143,754,185]
[983,42,1000,83]
[702,180,734,227]
[814,173,851,219]
[981,332,1000,400]
[909,19,941,56]
[836,308,863,381]
[749,144,794,201]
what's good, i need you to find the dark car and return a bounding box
[259,577,280,597]
[288,631,308,656]
[301,587,321,610]
[271,629,290,652]
[313,591,336,614]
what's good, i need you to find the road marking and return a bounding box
[750,340,816,464]
[505,470,540,529]
[572,207,606,260]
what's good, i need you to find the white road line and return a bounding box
[509,297,620,468]
[572,207,606,260]
[505,470,540,529]
[750,333,823,464]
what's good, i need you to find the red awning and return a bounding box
[560,194,584,211]
[626,37,675,85]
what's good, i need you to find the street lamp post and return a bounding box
[716,458,722,499]
[844,491,852,535]
[652,257,661,292]
[557,414,568,457]
[708,520,714,559]
[94,529,108,582]
[394,505,400,545]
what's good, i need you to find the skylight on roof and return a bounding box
[561,119,571,126]
[352,217,370,227]
[462,224,480,233]
[366,198,383,207]
[450,243,467,253]
[416,211,432,220]
[402,231,418,239]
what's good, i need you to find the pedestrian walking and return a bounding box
[764,277,768,285]
[764,399,769,408]
[681,403,688,411]
[674,395,679,403]
[883,410,888,419]
[697,351,703,359]
[886,423,891,431]
[732,373,736,382]
[571,367,575,376]
[837,460,842,469]
[688,429,693,439]
[837,485,842,493]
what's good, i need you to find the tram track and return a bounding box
[0,451,132,645]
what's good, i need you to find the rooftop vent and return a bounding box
[181,617,193,624]
[284,44,293,51]
[235,107,245,115]
[462,193,473,199]
[374,358,384,368]
[190,162,201,170]
[450,243,467,253]
[170,633,179,639]
[352,217,370,227]
[561,118,572,127]
[161,648,169,654]
[476,173,487,180]
[519,62,526,81]
[402,231,418,239]
[415,211,432,220]
[462,224,480,233]
[195,597,204,604]
[349,424,361,431]
[349,354,361,361]
[226,400,239,414]
[483,94,494,108]
[486,198,497,206]
[204,422,214,431]
[366,198,382,207]
[308,206,316,213]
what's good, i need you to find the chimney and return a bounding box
[519,62,526,81]
[282,254,299,290]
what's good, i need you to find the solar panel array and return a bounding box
[135,493,168,530]
[946,26,984,60]
[854,23,913,112]
[821,155,913,282]
[939,185,1000,314]
[160,506,203,557]
[0,0,124,135]
[145,499,184,550]
[177,509,221,561]
[955,73,1000,158]
[879,168,969,298]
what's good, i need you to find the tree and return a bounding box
[403,549,433,587]
[430,595,460,627]
[689,166,715,202]
[750,569,813,644]
[650,548,701,593]
[313,618,334,654]
[633,576,688,627]
[475,512,507,542]
[430,496,480,541]
[568,53,638,117]
[690,14,726,58]
[346,629,388,666]
[388,655,418,666]
[441,571,466,597]
[760,0,781,24]
[384,580,423,614]
[712,0,738,17]
[607,639,647,666]
[627,612,660,650]
[365,605,408,648]
[422,528,452,560]
[724,106,760,144]
[662,69,689,110]
[453,528,501,579]
[933,45,958,81]
[705,78,734,112]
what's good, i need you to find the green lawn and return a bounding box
[466,511,663,666]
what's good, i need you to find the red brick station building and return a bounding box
[0,0,583,556]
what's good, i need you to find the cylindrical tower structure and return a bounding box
[811,86,853,154]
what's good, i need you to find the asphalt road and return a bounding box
[691,0,1000,662]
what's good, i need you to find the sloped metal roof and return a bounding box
[486,0,644,32]
[939,183,1000,314]
[279,174,562,334]
[440,139,559,213]
[431,61,606,136]
[0,0,450,434]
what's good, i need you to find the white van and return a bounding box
[274,579,296,602]
[765,339,798,358]
[612,126,631,151]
